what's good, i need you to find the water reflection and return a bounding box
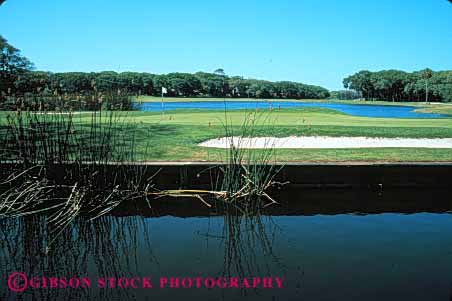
[219,213,283,278]
[1,189,452,300]
[0,215,157,300]
[0,207,290,300]
[209,212,289,298]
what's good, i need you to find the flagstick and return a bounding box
[161,88,164,116]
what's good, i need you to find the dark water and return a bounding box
[134,101,448,119]
[2,189,452,301]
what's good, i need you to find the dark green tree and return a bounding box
[343,71,374,100]
[420,68,433,104]
[0,35,34,97]
[344,69,452,103]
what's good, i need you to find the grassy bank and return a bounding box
[1,108,451,162]
[415,104,452,115]
[1,107,448,162]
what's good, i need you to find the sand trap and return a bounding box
[199,136,452,149]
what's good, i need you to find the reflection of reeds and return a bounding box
[199,209,286,298]
[221,212,282,278]
[0,215,156,301]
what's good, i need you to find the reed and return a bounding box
[149,109,286,213]
[0,102,153,248]
[0,97,286,251]
[216,110,284,210]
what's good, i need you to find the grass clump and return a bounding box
[0,107,154,249]
[150,110,286,213]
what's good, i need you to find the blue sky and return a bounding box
[1,0,451,90]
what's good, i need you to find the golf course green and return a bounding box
[2,100,451,162]
[79,103,452,162]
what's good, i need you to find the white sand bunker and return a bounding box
[199,136,452,149]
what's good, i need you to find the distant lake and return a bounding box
[134,101,448,119]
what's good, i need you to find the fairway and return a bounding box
[128,107,452,128]
[2,107,451,162]
[67,107,452,162]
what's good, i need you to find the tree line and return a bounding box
[328,90,362,100]
[1,35,329,101]
[343,69,452,103]
[6,70,331,100]
[3,34,452,105]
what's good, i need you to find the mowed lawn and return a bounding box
[1,107,452,162]
[85,107,452,162]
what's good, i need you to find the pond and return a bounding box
[134,101,449,119]
[2,188,452,301]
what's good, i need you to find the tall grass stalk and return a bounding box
[217,109,283,211]
[150,109,285,213]
[0,104,154,248]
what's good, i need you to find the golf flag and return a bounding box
[161,87,167,94]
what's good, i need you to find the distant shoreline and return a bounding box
[135,96,437,106]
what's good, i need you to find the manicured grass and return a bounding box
[85,108,452,162]
[2,108,451,162]
[126,108,452,129]
[415,103,452,115]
